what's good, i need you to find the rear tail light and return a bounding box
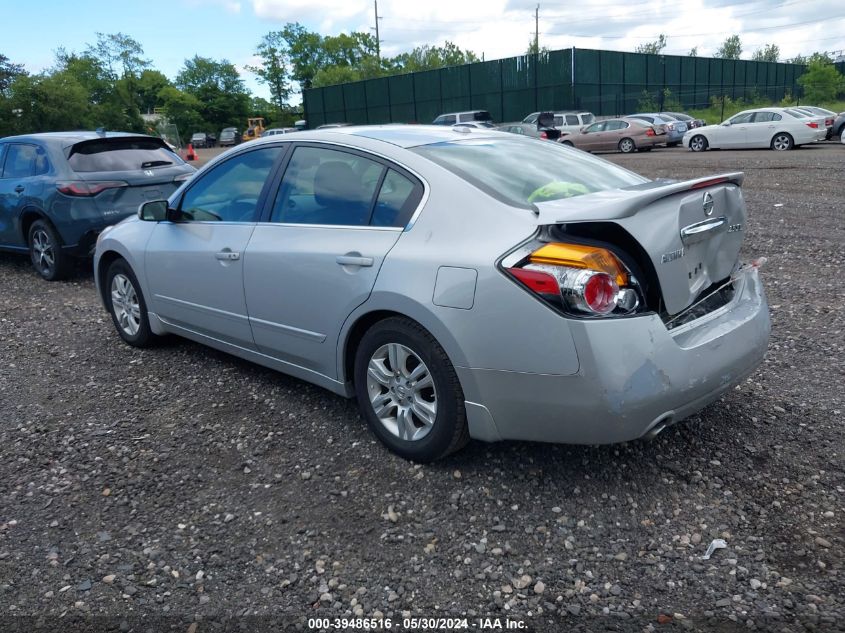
[56,181,128,197]
[646,127,656,136]
[667,123,675,131]
[539,130,548,139]
[806,122,819,129]
[506,242,641,317]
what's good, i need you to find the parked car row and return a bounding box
[2,125,771,462]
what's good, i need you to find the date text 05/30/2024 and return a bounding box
[307,617,527,630]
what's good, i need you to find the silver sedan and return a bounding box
[94,126,770,461]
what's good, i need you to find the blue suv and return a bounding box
[0,132,195,280]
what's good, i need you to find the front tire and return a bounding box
[771,133,793,151]
[28,219,71,281]
[689,135,708,152]
[618,138,635,153]
[105,259,156,347]
[354,317,469,462]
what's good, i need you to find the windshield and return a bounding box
[413,137,647,207]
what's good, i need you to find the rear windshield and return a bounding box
[784,109,808,118]
[69,138,183,172]
[414,137,646,207]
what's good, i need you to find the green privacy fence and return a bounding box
[304,47,814,128]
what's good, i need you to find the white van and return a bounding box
[433,110,494,125]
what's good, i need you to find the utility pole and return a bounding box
[534,4,539,54]
[373,0,382,61]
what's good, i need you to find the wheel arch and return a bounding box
[20,206,51,244]
[337,295,470,389]
[96,249,126,306]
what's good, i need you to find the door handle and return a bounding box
[215,251,240,261]
[336,255,374,267]
[14,185,24,194]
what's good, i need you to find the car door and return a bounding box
[242,144,424,378]
[577,121,607,151]
[746,112,779,147]
[0,143,48,249]
[720,112,753,148]
[143,144,285,349]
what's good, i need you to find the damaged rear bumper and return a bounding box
[458,268,770,444]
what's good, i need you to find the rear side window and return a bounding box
[414,137,645,208]
[2,144,48,178]
[753,112,781,122]
[433,115,457,125]
[473,111,492,122]
[68,138,185,172]
[580,113,595,124]
[372,169,423,227]
[271,146,384,226]
[565,114,579,125]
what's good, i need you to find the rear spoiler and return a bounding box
[534,172,744,225]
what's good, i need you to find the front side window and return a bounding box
[178,146,283,222]
[729,112,754,124]
[414,136,646,207]
[585,122,606,133]
[580,113,595,124]
[565,114,579,125]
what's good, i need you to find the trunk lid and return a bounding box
[534,173,747,315]
[78,169,184,220]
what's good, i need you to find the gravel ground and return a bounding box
[1,143,843,633]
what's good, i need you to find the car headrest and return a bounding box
[313,161,365,208]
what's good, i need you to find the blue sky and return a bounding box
[4,0,844,103]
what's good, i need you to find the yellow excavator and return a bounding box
[242,117,266,142]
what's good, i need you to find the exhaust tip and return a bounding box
[643,414,675,440]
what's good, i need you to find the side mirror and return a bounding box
[138,200,170,221]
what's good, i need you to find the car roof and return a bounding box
[235,124,503,149]
[0,131,154,147]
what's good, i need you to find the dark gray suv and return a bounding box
[0,132,195,279]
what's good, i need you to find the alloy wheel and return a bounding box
[772,134,792,151]
[30,229,55,276]
[110,274,141,337]
[366,342,437,442]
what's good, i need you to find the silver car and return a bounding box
[94,126,770,461]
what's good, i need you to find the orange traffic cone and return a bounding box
[186,143,197,161]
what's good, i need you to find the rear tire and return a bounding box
[689,135,708,152]
[618,138,635,153]
[668,141,680,147]
[105,259,156,348]
[771,133,793,151]
[28,219,71,281]
[354,317,469,462]
[561,140,574,147]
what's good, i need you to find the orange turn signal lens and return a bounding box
[528,243,628,286]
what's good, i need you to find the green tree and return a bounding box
[248,32,291,113]
[85,32,149,80]
[0,53,25,94]
[751,44,780,62]
[635,34,668,55]
[136,70,171,113]
[3,72,91,135]
[393,42,479,72]
[715,35,742,59]
[798,58,844,102]
[280,22,326,91]
[158,86,205,141]
[176,56,250,132]
[786,54,806,65]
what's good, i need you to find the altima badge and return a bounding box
[702,191,715,216]
[144,169,155,176]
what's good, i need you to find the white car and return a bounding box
[684,107,826,151]
[523,111,596,136]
